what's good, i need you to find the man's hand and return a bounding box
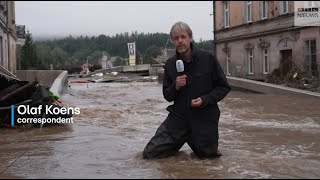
[191,97,203,108]
[176,74,187,89]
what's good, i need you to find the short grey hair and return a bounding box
[170,22,193,40]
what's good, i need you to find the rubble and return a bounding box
[69,71,158,84]
[0,72,72,129]
[266,67,320,93]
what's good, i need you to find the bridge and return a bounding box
[68,64,320,99]
[81,64,163,78]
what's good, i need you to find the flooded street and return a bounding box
[1,81,320,178]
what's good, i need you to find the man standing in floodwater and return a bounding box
[143,21,231,159]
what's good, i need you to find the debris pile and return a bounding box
[69,71,158,84]
[266,67,320,92]
[0,73,72,128]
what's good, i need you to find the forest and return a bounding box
[20,31,214,70]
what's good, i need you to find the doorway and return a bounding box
[280,50,292,76]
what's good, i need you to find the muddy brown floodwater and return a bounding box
[0,82,320,178]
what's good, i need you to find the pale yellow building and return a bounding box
[0,1,17,75]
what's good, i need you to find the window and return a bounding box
[305,39,317,76]
[280,1,289,14]
[10,44,14,71]
[223,1,230,28]
[262,48,269,74]
[261,1,268,19]
[226,53,231,75]
[0,1,7,12]
[247,49,254,74]
[3,1,7,12]
[4,39,7,69]
[245,1,252,23]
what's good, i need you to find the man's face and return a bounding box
[171,30,192,54]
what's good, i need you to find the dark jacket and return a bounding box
[163,42,231,119]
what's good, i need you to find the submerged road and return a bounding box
[0,82,320,178]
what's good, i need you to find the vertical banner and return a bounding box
[127,42,136,66]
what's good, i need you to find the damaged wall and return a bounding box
[16,70,64,86]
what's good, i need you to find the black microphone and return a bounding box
[176,59,184,76]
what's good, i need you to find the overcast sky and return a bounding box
[15,1,214,42]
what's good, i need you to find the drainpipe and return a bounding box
[5,1,11,73]
[212,1,216,54]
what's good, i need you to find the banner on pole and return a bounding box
[127,42,136,66]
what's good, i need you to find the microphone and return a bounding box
[176,59,184,75]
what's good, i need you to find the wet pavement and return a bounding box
[0,82,320,178]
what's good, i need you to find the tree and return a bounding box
[196,40,214,52]
[141,45,162,64]
[72,49,91,65]
[33,31,172,68]
[50,47,70,69]
[36,43,55,70]
[113,57,125,66]
[89,50,105,65]
[21,31,39,69]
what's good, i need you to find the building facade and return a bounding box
[0,1,17,75]
[214,1,319,80]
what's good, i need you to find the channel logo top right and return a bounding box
[294,1,320,26]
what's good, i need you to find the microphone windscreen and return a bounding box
[176,59,184,73]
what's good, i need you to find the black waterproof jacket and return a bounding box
[163,43,231,120]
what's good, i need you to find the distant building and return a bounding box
[0,1,17,75]
[214,1,319,80]
[16,24,25,39]
[106,60,112,68]
[82,63,91,74]
[16,24,26,71]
